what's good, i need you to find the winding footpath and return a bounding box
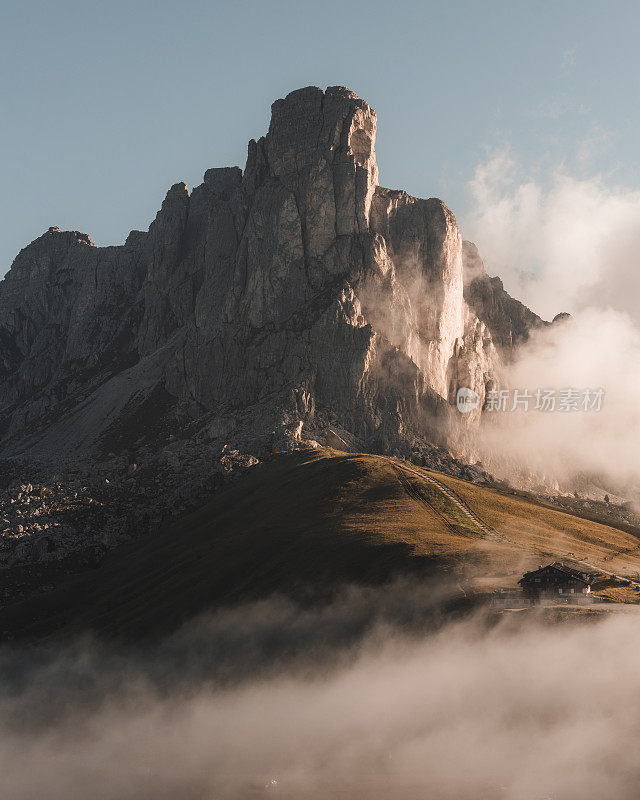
[386,456,640,590]
[385,457,496,537]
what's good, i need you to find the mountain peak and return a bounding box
[0,85,537,469]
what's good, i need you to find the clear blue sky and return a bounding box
[2,0,639,274]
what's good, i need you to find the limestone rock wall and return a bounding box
[0,86,544,460]
[462,240,546,351]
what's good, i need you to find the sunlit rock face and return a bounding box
[462,240,547,351]
[0,86,542,460]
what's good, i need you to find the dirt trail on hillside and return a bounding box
[386,458,496,538]
[389,457,640,590]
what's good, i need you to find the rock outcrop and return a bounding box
[462,240,547,351]
[0,86,546,465]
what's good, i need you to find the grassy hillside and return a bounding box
[424,467,640,589]
[2,449,639,641]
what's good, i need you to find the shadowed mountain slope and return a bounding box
[2,449,639,642]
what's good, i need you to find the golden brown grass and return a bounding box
[2,448,639,641]
[411,465,640,581]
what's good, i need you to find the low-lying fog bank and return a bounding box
[0,582,638,800]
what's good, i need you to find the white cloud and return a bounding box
[464,151,640,323]
[478,308,640,488]
[462,154,640,490]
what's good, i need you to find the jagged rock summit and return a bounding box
[0,85,545,463]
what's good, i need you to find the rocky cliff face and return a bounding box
[0,86,544,465]
[462,241,546,351]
